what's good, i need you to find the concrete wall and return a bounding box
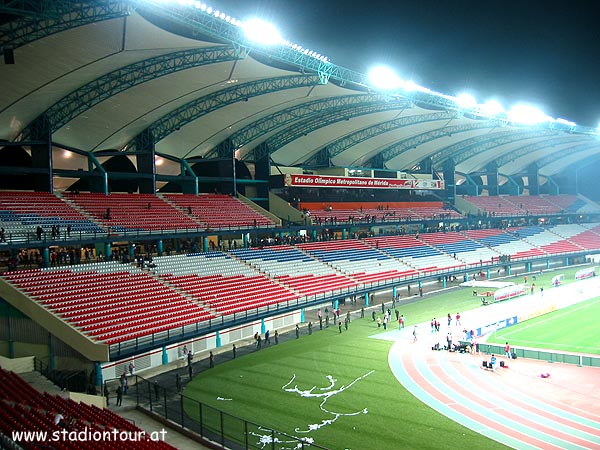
[101,310,300,382]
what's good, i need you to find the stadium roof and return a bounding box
[2,0,600,184]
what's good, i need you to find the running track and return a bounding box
[389,336,600,449]
[382,277,600,449]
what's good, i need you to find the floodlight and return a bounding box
[403,80,430,93]
[455,93,477,109]
[507,104,553,124]
[242,18,283,45]
[555,118,576,127]
[368,66,402,90]
[479,99,505,116]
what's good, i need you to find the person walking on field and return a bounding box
[505,342,511,359]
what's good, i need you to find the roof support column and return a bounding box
[527,163,539,195]
[442,159,456,204]
[29,115,53,192]
[254,150,271,210]
[485,161,499,196]
[134,129,156,194]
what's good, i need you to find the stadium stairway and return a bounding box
[56,192,106,233]
[19,371,67,398]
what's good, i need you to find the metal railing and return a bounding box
[477,344,600,367]
[134,375,328,450]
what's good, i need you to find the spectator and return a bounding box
[116,385,123,406]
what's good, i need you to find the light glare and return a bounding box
[242,18,283,45]
[508,104,553,125]
[455,93,477,109]
[368,66,402,90]
[479,99,505,116]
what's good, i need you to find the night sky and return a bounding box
[213,0,600,127]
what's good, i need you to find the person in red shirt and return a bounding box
[505,342,511,358]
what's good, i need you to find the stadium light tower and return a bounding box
[242,18,283,45]
[508,104,553,125]
[368,66,403,90]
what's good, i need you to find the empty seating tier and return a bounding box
[163,193,275,229]
[161,273,299,315]
[297,239,418,281]
[0,367,175,450]
[64,192,199,232]
[364,235,461,273]
[0,191,103,241]
[418,231,500,266]
[2,263,215,345]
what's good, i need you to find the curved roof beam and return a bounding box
[432,129,557,166]
[567,151,600,173]
[537,142,600,175]
[128,74,320,152]
[202,93,392,159]
[256,99,412,163]
[25,45,243,138]
[379,121,497,163]
[0,0,130,49]
[493,136,591,168]
[327,111,457,160]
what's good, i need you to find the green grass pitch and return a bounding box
[182,266,597,450]
[486,296,600,354]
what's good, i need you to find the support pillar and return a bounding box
[42,248,49,267]
[565,257,570,266]
[48,334,55,369]
[487,268,491,279]
[202,236,208,253]
[546,259,550,269]
[7,314,13,358]
[299,310,304,324]
[104,242,111,260]
[129,243,135,258]
[162,346,168,365]
[243,233,249,248]
[442,277,447,288]
[95,362,103,387]
[342,229,347,239]
[216,331,222,348]
[157,240,163,256]
[365,292,369,306]
[333,299,339,311]
[526,262,531,272]
[392,286,397,299]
